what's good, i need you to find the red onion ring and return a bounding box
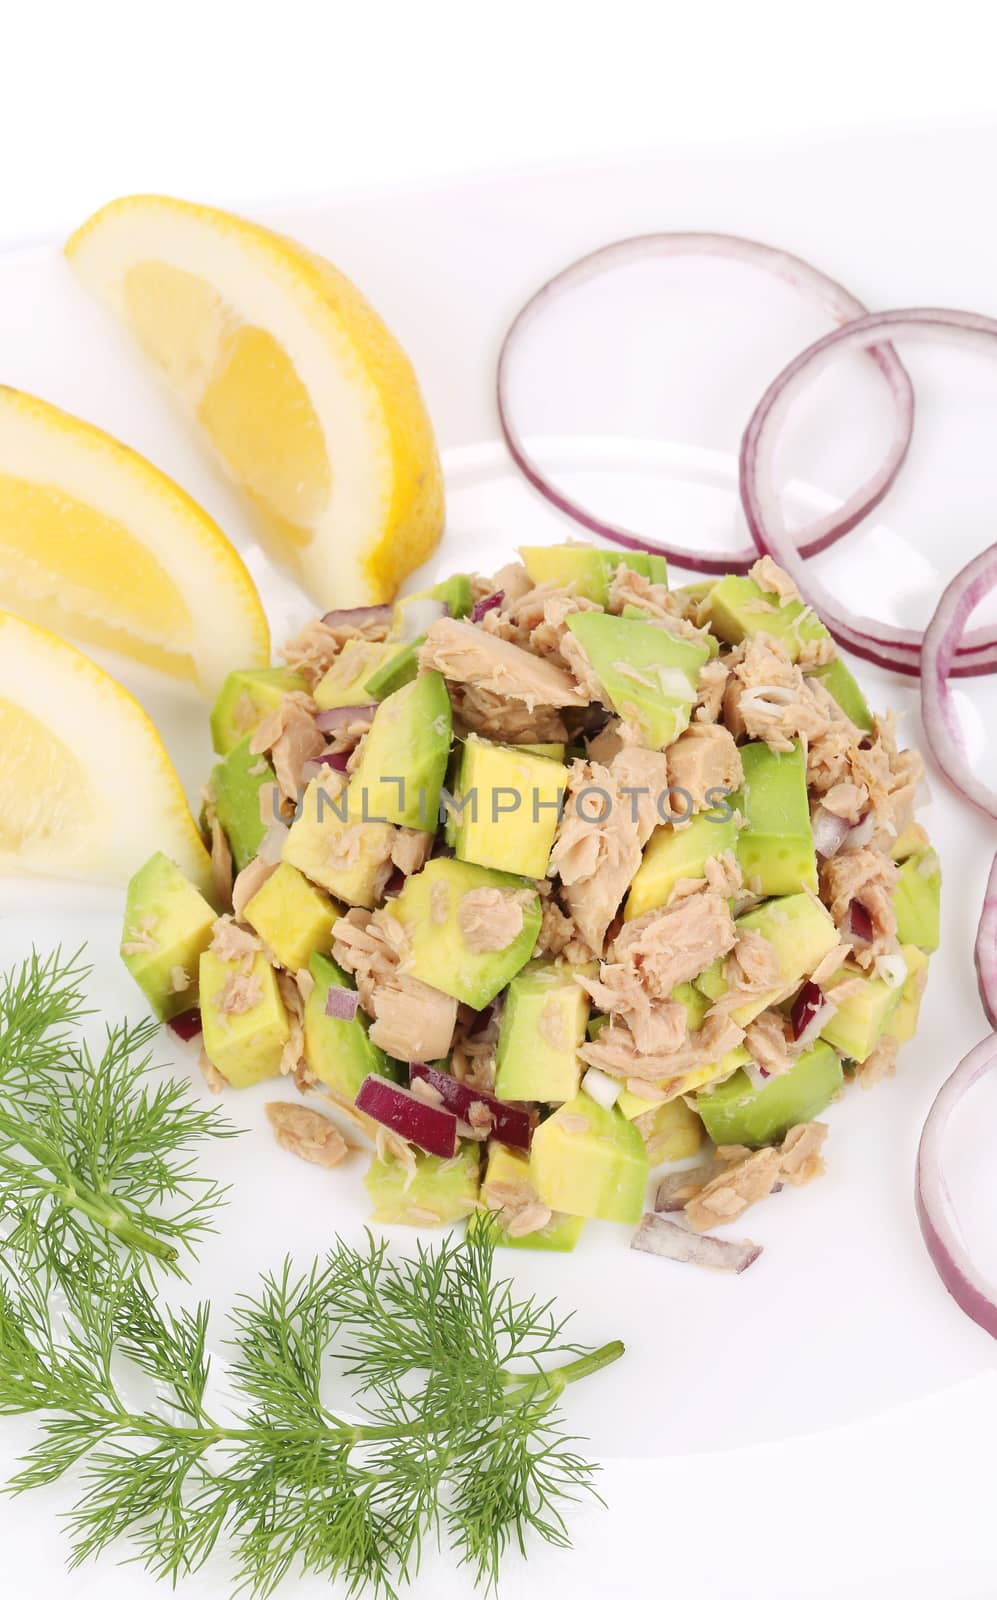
[497,233,914,575]
[916,1032,997,1340]
[975,853,997,1030]
[921,541,997,813]
[742,309,997,677]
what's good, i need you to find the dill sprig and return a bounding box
[0,1226,623,1598]
[0,948,234,1275]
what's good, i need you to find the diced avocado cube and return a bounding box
[673,979,711,1032]
[303,951,401,1100]
[891,822,929,862]
[697,1039,843,1148]
[737,740,817,896]
[894,850,941,952]
[364,1141,480,1226]
[701,574,829,661]
[564,612,709,749]
[468,1142,585,1252]
[695,892,839,1024]
[210,666,308,756]
[819,960,904,1063]
[450,735,566,878]
[530,1090,648,1223]
[626,809,739,921]
[314,639,388,711]
[243,861,341,971]
[390,857,541,1009]
[519,544,618,604]
[811,657,873,732]
[420,573,474,619]
[494,961,589,1102]
[120,851,217,1020]
[364,638,422,699]
[199,948,290,1088]
[208,736,275,873]
[885,945,929,1045]
[630,1095,703,1162]
[283,777,395,908]
[347,671,451,831]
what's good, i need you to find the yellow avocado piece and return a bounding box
[314,639,390,711]
[243,861,342,971]
[631,1095,704,1164]
[199,948,290,1088]
[282,776,395,908]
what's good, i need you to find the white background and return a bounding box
[4,7,997,1600]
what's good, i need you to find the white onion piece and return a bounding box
[874,951,908,989]
[743,1061,771,1091]
[741,308,997,677]
[839,813,875,853]
[581,1066,622,1109]
[975,852,997,1029]
[656,667,696,703]
[631,1212,762,1273]
[916,1033,997,1339]
[811,805,851,859]
[497,232,913,574]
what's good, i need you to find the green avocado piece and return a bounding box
[468,1142,585,1251]
[530,1090,648,1223]
[206,737,275,874]
[347,671,451,830]
[120,851,217,1020]
[701,574,829,661]
[364,1140,480,1226]
[303,951,401,1100]
[390,857,542,1008]
[564,612,709,749]
[621,603,719,656]
[696,892,839,1024]
[697,1039,843,1148]
[518,741,566,759]
[520,545,668,605]
[450,735,567,878]
[425,573,474,619]
[627,1095,704,1160]
[364,638,422,700]
[885,945,929,1045]
[737,740,817,896]
[243,861,342,971]
[494,960,589,1102]
[283,777,395,908]
[626,808,739,921]
[811,657,873,732]
[893,849,941,952]
[209,666,308,756]
[314,639,389,711]
[819,961,904,1062]
[199,948,290,1087]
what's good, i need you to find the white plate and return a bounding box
[2,130,997,1599]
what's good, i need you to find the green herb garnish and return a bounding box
[1,1226,622,1598]
[0,948,233,1274]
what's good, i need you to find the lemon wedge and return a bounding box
[0,386,269,698]
[66,195,445,608]
[0,611,212,891]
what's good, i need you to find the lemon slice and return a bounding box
[0,611,212,891]
[0,386,268,698]
[66,195,445,608]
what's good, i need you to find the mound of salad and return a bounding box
[120,543,940,1270]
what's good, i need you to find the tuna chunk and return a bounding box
[332,908,457,1061]
[283,614,390,687]
[820,848,898,967]
[391,828,433,877]
[608,567,713,646]
[420,617,588,709]
[251,692,325,803]
[666,724,743,811]
[610,745,670,847]
[744,1009,794,1076]
[579,1007,745,1083]
[447,681,571,745]
[692,656,730,724]
[724,634,831,753]
[550,760,643,952]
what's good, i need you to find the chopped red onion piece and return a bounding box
[321,604,393,630]
[916,1033,997,1340]
[355,1075,459,1158]
[167,1007,202,1042]
[498,233,913,574]
[921,542,997,814]
[408,1061,534,1151]
[811,805,851,859]
[325,986,359,1021]
[382,867,406,897]
[846,901,874,944]
[975,852,997,1028]
[741,308,997,677]
[470,590,505,623]
[631,1212,762,1273]
[314,703,377,734]
[654,1162,716,1212]
[791,981,826,1041]
[317,751,351,773]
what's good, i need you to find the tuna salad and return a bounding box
[120,544,940,1266]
